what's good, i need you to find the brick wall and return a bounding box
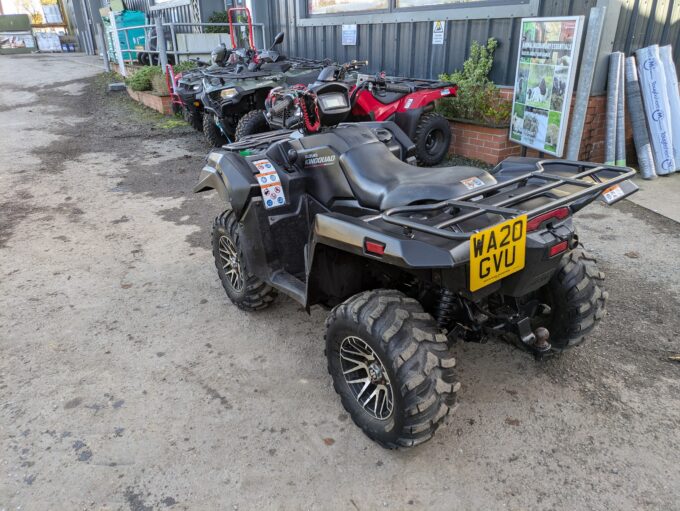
[449,89,636,166]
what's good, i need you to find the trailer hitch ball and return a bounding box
[533,327,551,352]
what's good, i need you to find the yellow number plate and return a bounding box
[469,215,527,292]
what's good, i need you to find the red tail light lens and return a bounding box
[527,207,570,232]
[364,240,385,256]
[549,240,569,257]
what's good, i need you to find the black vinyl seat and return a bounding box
[339,142,494,210]
[371,91,407,104]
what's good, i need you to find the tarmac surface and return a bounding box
[1,54,680,510]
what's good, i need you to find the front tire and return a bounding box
[183,105,203,132]
[203,113,228,147]
[414,112,451,166]
[539,248,608,350]
[325,290,459,448]
[235,109,270,140]
[212,210,277,311]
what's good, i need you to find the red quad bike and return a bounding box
[350,72,457,166]
[245,63,457,166]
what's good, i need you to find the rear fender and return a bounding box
[309,213,455,269]
[193,150,257,217]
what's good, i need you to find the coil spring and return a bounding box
[434,288,458,329]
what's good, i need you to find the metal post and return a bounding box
[170,21,178,64]
[156,16,169,72]
[109,12,126,77]
[565,6,606,161]
[124,29,132,64]
[96,24,111,72]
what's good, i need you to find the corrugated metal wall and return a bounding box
[261,0,679,86]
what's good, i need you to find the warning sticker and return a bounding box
[255,166,285,209]
[461,176,486,190]
[253,159,276,173]
[602,184,624,204]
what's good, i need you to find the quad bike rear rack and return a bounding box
[369,160,637,241]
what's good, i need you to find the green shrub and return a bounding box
[205,11,230,33]
[172,60,197,74]
[438,38,512,126]
[125,66,162,92]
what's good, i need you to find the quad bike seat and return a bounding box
[371,91,407,104]
[339,142,494,210]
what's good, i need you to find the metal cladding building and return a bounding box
[251,0,680,92]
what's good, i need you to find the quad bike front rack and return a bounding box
[371,160,637,241]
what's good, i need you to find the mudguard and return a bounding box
[193,150,257,216]
[310,213,455,269]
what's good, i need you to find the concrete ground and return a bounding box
[1,54,680,511]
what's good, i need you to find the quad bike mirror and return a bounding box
[270,31,284,49]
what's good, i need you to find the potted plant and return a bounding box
[438,38,518,165]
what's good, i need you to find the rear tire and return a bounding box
[212,210,277,311]
[414,112,451,166]
[235,109,270,140]
[325,289,459,449]
[203,113,228,147]
[539,248,608,350]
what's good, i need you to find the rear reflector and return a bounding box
[365,240,385,256]
[527,207,570,232]
[549,240,569,257]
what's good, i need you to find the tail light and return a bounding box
[527,207,570,232]
[549,240,569,257]
[364,240,385,256]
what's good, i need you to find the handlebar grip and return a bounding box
[384,83,412,94]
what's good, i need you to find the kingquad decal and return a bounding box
[304,152,336,168]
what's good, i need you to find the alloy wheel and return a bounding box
[218,235,244,292]
[339,336,394,420]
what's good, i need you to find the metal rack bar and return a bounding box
[374,160,636,241]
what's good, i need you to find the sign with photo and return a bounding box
[509,17,584,156]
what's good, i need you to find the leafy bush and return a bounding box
[125,66,162,92]
[438,38,512,126]
[206,11,230,33]
[172,60,197,74]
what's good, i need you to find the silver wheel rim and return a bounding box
[218,235,244,292]
[339,336,394,420]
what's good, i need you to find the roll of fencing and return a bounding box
[625,57,656,179]
[615,53,626,166]
[636,45,676,175]
[659,45,680,172]
[605,53,621,165]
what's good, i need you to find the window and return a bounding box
[300,0,537,24]
[397,0,479,6]
[308,0,388,15]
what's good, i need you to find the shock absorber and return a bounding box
[434,288,458,329]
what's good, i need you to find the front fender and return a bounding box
[193,150,257,217]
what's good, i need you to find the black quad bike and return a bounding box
[194,85,638,448]
[198,31,328,147]
[173,49,229,132]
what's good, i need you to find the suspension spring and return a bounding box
[434,288,458,329]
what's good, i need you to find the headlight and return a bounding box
[220,88,238,99]
[191,84,201,91]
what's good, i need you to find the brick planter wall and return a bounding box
[448,88,636,166]
[448,121,520,165]
[126,87,173,115]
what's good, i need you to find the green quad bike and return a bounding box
[198,32,328,147]
[194,84,638,448]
